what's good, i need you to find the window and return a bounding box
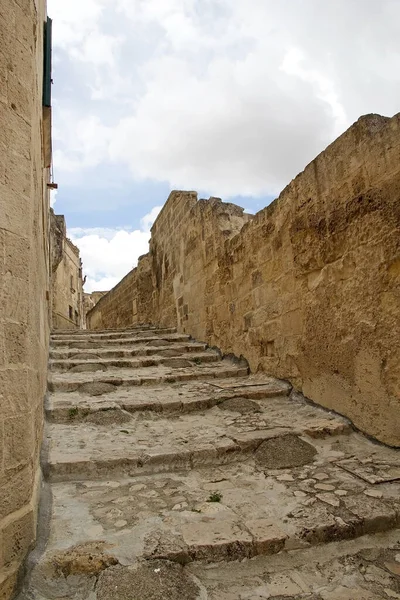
[43,17,52,107]
[75,310,79,324]
[69,306,73,320]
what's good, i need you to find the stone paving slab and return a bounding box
[48,362,249,392]
[45,391,357,481]
[46,377,292,421]
[49,350,220,372]
[22,531,400,599]
[50,333,191,348]
[36,446,400,570]
[49,341,208,360]
[51,327,177,341]
[52,324,158,334]
[189,531,400,599]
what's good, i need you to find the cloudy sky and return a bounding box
[47,0,400,292]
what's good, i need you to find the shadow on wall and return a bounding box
[87,113,400,447]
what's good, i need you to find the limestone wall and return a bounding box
[83,291,107,326]
[88,113,400,446]
[0,0,51,596]
[50,215,84,331]
[86,254,153,330]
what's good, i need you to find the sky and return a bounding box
[47,0,400,292]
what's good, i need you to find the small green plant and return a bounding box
[68,407,79,420]
[207,492,222,503]
[192,358,202,365]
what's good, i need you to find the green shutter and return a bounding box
[43,17,52,107]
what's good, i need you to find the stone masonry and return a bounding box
[50,210,85,331]
[0,0,52,597]
[19,326,400,599]
[87,113,400,447]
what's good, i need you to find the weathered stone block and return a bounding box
[4,321,27,365]
[0,368,28,414]
[4,414,33,470]
[1,507,35,568]
[0,273,29,323]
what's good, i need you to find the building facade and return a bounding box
[50,210,84,330]
[83,291,107,327]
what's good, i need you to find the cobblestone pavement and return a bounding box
[20,326,400,599]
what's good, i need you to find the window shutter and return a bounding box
[43,17,52,107]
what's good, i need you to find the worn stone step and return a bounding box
[50,333,191,349]
[51,324,157,336]
[48,362,249,393]
[46,377,293,423]
[38,442,400,572]
[44,394,360,482]
[49,342,208,360]
[188,531,400,599]
[49,351,220,373]
[51,327,177,342]
[24,526,400,599]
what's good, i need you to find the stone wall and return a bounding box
[83,291,107,326]
[50,213,84,330]
[0,0,52,596]
[87,113,400,446]
[86,254,152,330]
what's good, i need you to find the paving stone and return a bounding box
[182,520,253,561]
[255,434,317,470]
[364,489,384,498]
[315,493,341,507]
[315,483,336,491]
[218,398,261,414]
[245,519,287,555]
[96,561,202,600]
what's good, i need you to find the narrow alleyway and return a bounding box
[22,326,400,599]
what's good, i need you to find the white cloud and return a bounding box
[140,205,162,231]
[50,189,57,208]
[70,206,162,292]
[48,0,106,49]
[50,0,400,198]
[52,114,112,173]
[70,31,124,67]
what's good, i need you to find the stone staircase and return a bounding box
[20,326,400,599]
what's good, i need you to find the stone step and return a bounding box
[51,327,177,342]
[44,394,358,482]
[48,362,249,393]
[50,333,191,349]
[49,351,220,373]
[24,527,400,599]
[189,531,400,599]
[49,342,208,360]
[46,378,293,423]
[39,437,400,570]
[51,324,157,336]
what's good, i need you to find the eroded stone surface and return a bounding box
[255,434,318,469]
[97,561,202,600]
[51,542,118,577]
[218,397,261,414]
[20,326,400,600]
